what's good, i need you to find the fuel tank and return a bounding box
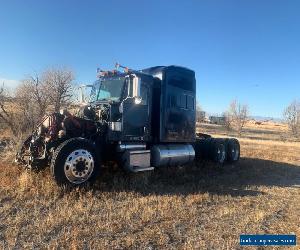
[151,144,195,167]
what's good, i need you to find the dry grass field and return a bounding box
[0,121,299,249]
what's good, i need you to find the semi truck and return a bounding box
[16,64,240,186]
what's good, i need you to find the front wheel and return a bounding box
[50,138,100,186]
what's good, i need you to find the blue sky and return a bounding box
[1,0,300,118]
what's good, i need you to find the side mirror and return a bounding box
[125,74,143,104]
[132,76,141,102]
[78,84,93,104]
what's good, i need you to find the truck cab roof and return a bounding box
[141,65,195,77]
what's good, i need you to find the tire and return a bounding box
[194,138,207,160]
[116,152,129,173]
[50,138,100,186]
[226,138,240,163]
[209,139,226,165]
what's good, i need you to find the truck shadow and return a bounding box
[92,158,300,197]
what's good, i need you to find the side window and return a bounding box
[170,93,194,110]
[122,78,148,105]
[170,95,177,107]
[179,94,186,109]
[175,94,187,109]
[187,95,194,110]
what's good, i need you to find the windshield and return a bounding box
[90,77,125,102]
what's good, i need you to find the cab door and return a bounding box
[122,77,152,141]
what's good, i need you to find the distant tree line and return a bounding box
[197,97,300,139]
[196,99,249,136]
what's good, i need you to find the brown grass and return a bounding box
[0,122,299,249]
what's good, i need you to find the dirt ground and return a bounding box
[0,121,299,249]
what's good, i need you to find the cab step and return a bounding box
[131,165,154,173]
[122,149,153,172]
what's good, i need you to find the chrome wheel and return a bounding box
[64,149,94,184]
